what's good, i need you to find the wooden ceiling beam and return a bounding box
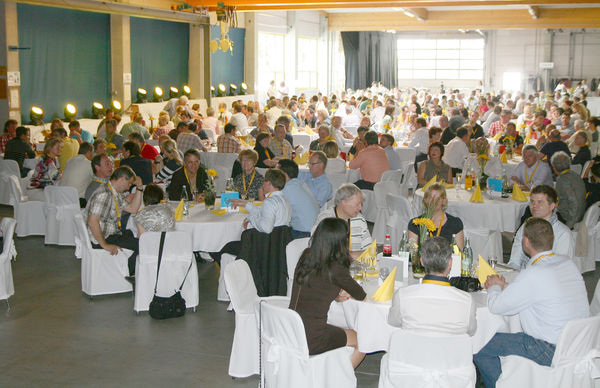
[327,8,600,30]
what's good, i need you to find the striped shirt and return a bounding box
[154,159,182,184]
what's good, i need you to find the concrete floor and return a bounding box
[0,204,597,387]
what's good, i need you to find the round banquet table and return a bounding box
[172,200,246,252]
[326,269,521,354]
[413,187,529,233]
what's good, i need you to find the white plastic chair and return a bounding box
[44,186,80,246]
[134,231,199,313]
[386,193,415,255]
[572,202,600,274]
[379,330,476,388]
[224,260,290,378]
[73,213,133,297]
[464,229,503,263]
[0,218,17,302]
[400,162,415,197]
[372,181,402,243]
[497,316,600,388]
[8,175,46,237]
[257,300,357,388]
[285,238,310,297]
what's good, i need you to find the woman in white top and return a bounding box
[202,106,221,137]
[322,140,346,175]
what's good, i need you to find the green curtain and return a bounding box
[17,4,111,123]
[130,17,189,101]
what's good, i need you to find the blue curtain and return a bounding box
[17,4,110,123]
[211,26,245,89]
[130,17,189,99]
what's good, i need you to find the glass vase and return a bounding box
[204,190,216,210]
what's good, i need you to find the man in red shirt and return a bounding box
[129,131,158,161]
[349,130,390,190]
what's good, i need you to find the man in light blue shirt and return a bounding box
[298,151,333,207]
[380,133,402,171]
[474,217,589,388]
[279,159,320,239]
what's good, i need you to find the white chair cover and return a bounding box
[8,175,46,237]
[345,126,359,137]
[217,253,237,302]
[326,172,348,193]
[0,159,19,205]
[325,158,346,175]
[285,238,310,297]
[292,133,312,151]
[394,147,416,167]
[381,169,404,189]
[203,128,217,144]
[572,202,600,274]
[224,260,261,377]
[0,218,17,300]
[134,231,199,312]
[73,213,133,296]
[224,260,291,378]
[581,160,594,179]
[497,316,600,388]
[379,330,476,388]
[373,181,402,243]
[200,152,238,195]
[257,300,356,388]
[591,280,600,316]
[44,185,80,246]
[571,163,583,176]
[400,162,415,197]
[386,193,415,255]
[361,189,377,223]
[464,229,503,262]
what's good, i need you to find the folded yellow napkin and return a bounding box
[422,175,437,192]
[357,240,377,264]
[476,255,497,285]
[174,199,184,221]
[443,183,455,189]
[372,267,397,302]
[238,137,249,148]
[501,151,508,164]
[512,183,528,202]
[469,183,484,203]
[294,152,310,165]
[305,127,315,135]
[211,209,227,216]
[524,131,531,144]
[493,132,502,141]
[238,206,248,214]
[252,201,263,206]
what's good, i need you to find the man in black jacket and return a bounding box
[5,126,36,177]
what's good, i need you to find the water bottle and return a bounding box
[181,185,190,216]
[398,230,410,261]
[383,234,392,257]
[461,237,473,277]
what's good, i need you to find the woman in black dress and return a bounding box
[290,217,366,369]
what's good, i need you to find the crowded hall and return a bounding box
[1,0,600,386]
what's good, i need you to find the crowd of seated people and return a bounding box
[1,82,599,386]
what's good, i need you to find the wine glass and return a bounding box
[379,267,390,282]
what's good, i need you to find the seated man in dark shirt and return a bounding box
[539,129,571,170]
[4,126,36,177]
[119,141,153,185]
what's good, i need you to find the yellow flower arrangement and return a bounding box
[477,154,490,161]
[106,143,116,150]
[207,169,218,178]
[412,217,436,233]
[421,113,428,119]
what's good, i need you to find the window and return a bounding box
[257,32,285,90]
[397,38,484,80]
[297,37,318,90]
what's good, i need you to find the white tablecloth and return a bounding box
[174,201,245,252]
[414,188,529,233]
[327,273,521,354]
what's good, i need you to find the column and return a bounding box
[110,15,132,109]
[3,2,21,123]
[243,13,256,94]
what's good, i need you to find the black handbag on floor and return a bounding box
[149,232,193,320]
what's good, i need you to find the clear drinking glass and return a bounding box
[379,267,390,282]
